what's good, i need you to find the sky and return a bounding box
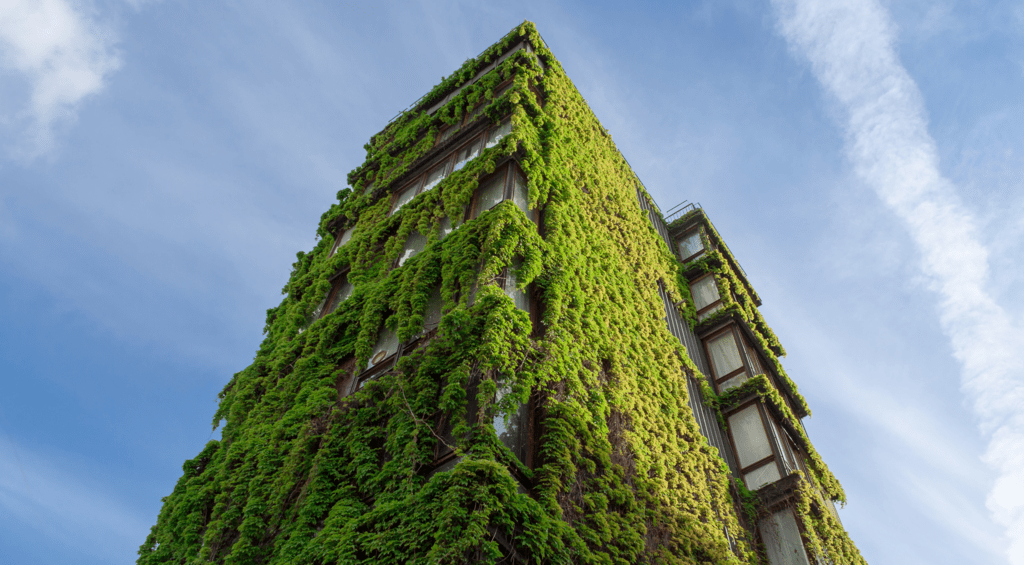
[0,0,1022,564]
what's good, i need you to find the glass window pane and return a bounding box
[485,119,512,148]
[504,266,530,313]
[363,180,375,195]
[768,416,798,476]
[744,462,782,491]
[728,404,773,468]
[367,327,398,369]
[453,139,482,172]
[391,183,418,214]
[464,103,485,126]
[745,343,764,375]
[397,231,427,267]
[474,172,505,217]
[439,216,455,240]
[493,82,513,100]
[422,162,448,192]
[494,385,528,464]
[429,456,462,476]
[691,276,721,311]
[708,331,744,378]
[423,287,443,331]
[325,274,353,314]
[718,372,749,392]
[698,303,723,322]
[310,298,326,322]
[760,508,812,565]
[438,126,458,143]
[678,230,704,260]
[330,228,353,256]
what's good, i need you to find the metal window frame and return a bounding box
[703,323,753,390]
[319,268,353,319]
[676,227,707,263]
[690,272,724,318]
[725,399,786,488]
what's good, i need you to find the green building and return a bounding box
[139,22,865,565]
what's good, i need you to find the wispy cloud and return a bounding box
[770,0,1024,562]
[0,436,150,562]
[0,0,122,158]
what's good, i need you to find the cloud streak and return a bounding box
[770,0,1024,562]
[0,436,150,562]
[0,0,122,158]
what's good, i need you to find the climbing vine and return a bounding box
[139,21,861,565]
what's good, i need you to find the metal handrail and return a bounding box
[383,26,526,127]
[664,201,700,224]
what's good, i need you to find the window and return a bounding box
[469,162,532,221]
[366,325,399,372]
[493,81,514,101]
[464,102,487,126]
[439,215,456,240]
[329,227,354,256]
[472,170,507,218]
[390,179,421,215]
[690,275,723,321]
[485,118,512,148]
[728,403,782,491]
[704,324,766,393]
[433,374,481,469]
[677,229,705,262]
[744,342,764,376]
[707,329,749,392]
[422,161,448,192]
[494,384,529,464]
[396,231,427,267]
[438,124,459,144]
[766,414,800,476]
[452,137,482,172]
[422,287,443,333]
[511,167,534,224]
[759,507,812,565]
[500,263,530,313]
[323,272,354,316]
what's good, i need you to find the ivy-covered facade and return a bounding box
[139,22,866,565]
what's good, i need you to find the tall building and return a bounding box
[139,22,865,565]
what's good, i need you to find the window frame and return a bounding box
[329,225,354,257]
[703,323,755,392]
[451,135,484,174]
[463,79,515,128]
[319,269,354,319]
[353,321,401,389]
[334,358,358,400]
[690,273,724,320]
[725,399,787,491]
[676,227,706,263]
[468,161,533,222]
[394,230,428,269]
[469,163,512,219]
[389,175,424,215]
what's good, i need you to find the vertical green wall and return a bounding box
[137,22,861,565]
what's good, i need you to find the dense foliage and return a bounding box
[139,22,862,565]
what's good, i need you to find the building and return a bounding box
[138,22,865,565]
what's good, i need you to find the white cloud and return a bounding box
[770,0,1024,563]
[0,0,121,158]
[0,436,150,562]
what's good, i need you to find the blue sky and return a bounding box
[1,1,1022,564]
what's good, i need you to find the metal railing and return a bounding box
[663,200,700,224]
[383,26,531,127]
